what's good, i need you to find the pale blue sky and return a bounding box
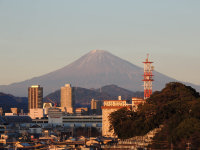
[0,0,200,85]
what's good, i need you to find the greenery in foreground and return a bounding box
[109,82,200,149]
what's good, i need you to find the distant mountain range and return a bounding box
[0,85,143,110]
[44,84,143,107]
[0,92,28,113]
[0,50,199,96]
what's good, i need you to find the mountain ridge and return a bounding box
[44,84,144,107]
[0,92,28,113]
[0,84,142,112]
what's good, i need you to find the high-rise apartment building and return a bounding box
[60,84,75,113]
[28,85,43,111]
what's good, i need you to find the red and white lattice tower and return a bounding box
[143,54,154,100]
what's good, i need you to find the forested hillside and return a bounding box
[109,82,200,149]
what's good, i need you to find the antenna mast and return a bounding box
[143,54,154,100]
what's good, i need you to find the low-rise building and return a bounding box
[5,113,16,116]
[29,108,44,119]
[10,108,18,115]
[48,107,63,125]
[29,124,42,134]
[102,98,130,137]
[37,112,102,129]
[75,107,88,115]
[102,97,145,137]
[91,99,103,115]
[0,107,3,116]
[43,103,52,115]
[132,97,145,111]
[62,115,102,128]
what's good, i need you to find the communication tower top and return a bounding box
[143,54,154,99]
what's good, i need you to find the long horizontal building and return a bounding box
[62,115,102,128]
[33,113,102,128]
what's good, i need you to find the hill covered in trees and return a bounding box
[44,84,143,107]
[0,92,28,113]
[109,82,200,149]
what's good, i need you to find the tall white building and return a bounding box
[60,84,75,113]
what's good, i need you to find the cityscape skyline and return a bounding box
[0,1,199,148]
[0,0,200,86]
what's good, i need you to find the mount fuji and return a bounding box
[0,50,199,96]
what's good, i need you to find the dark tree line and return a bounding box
[109,82,200,149]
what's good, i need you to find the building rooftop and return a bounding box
[103,100,127,101]
[30,85,40,88]
[4,116,32,123]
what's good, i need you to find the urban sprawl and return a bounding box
[0,55,155,149]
